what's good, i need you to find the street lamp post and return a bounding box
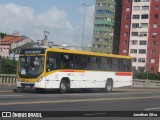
[145,64,150,86]
[81,3,90,50]
[42,31,49,47]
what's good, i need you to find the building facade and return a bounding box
[119,0,160,72]
[91,0,122,54]
[0,35,32,59]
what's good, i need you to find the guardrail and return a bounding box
[0,74,17,86]
[133,79,160,87]
[0,74,160,87]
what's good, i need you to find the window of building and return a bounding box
[153,23,158,28]
[155,0,159,2]
[134,0,141,2]
[151,59,155,63]
[138,58,145,63]
[132,23,139,28]
[133,15,140,19]
[139,40,147,45]
[131,40,138,45]
[132,58,137,62]
[125,15,129,20]
[133,6,140,11]
[139,49,146,54]
[151,49,156,54]
[150,67,154,72]
[130,49,137,53]
[152,32,157,37]
[141,23,148,28]
[155,14,158,19]
[96,10,106,13]
[125,24,129,28]
[124,40,128,45]
[124,32,129,36]
[142,6,149,10]
[139,32,147,37]
[155,6,159,10]
[152,41,156,45]
[141,14,149,19]
[126,8,130,12]
[131,32,138,36]
[123,50,127,54]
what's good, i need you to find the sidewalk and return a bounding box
[113,86,160,92]
[0,85,160,93]
[0,86,17,92]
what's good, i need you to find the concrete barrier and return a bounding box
[0,74,17,86]
[0,74,160,87]
[133,79,160,87]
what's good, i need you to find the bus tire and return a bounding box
[105,79,113,93]
[59,80,68,94]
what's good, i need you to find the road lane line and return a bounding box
[144,107,160,111]
[0,96,160,106]
[0,95,23,97]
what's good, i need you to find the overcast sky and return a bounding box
[0,0,95,47]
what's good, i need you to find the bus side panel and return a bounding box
[113,72,132,88]
[56,71,87,88]
[45,73,60,88]
[86,71,107,88]
[86,71,132,88]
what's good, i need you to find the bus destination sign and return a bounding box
[20,49,45,54]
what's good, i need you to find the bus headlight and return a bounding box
[37,76,43,82]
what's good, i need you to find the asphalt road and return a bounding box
[0,86,160,120]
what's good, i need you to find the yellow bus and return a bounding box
[17,48,132,93]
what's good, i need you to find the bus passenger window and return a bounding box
[47,58,57,72]
[61,54,74,69]
[46,52,58,72]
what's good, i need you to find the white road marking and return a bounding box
[0,95,160,106]
[144,107,160,111]
[0,95,23,97]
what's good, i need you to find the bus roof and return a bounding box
[45,48,132,59]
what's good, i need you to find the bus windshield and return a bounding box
[18,56,44,78]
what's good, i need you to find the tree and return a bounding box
[0,58,17,74]
[0,32,7,38]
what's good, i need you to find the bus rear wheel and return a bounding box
[105,80,113,93]
[59,80,68,93]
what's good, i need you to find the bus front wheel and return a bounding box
[105,80,113,93]
[59,80,68,93]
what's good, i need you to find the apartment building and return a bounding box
[119,0,160,72]
[91,0,122,54]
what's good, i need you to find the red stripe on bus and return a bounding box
[60,70,76,72]
[115,72,132,76]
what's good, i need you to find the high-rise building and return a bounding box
[119,0,160,73]
[91,0,122,54]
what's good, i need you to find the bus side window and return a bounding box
[75,55,82,69]
[112,58,119,71]
[46,52,58,72]
[100,57,111,70]
[61,54,74,69]
[122,59,131,72]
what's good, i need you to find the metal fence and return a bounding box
[0,74,160,87]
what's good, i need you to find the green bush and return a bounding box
[133,70,160,80]
[0,58,17,74]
